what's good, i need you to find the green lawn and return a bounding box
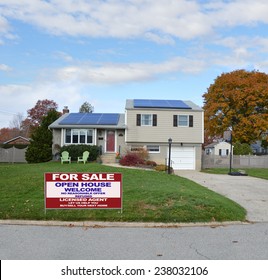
[202,168,268,180]
[0,162,246,223]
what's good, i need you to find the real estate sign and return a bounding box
[45,172,122,209]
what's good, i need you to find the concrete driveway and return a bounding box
[175,171,268,222]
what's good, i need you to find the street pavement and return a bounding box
[175,171,268,222]
[0,222,268,259]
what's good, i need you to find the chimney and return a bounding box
[63,106,69,114]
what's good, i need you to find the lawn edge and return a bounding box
[0,219,252,228]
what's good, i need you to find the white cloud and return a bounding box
[0,82,86,127]
[0,63,12,71]
[55,57,205,84]
[0,0,223,43]
[1,0,268,45]
[53,51,74,62]
[208,0,268,27]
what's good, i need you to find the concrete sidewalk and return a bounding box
[175,171,268,222]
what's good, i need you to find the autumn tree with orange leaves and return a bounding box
[203,70,268,144]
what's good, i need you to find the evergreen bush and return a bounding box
[60,145,100,161]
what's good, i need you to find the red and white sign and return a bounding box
[45,173,122,209]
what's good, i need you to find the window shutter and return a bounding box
[153,114,157,126]
[136,114,141,126]
[189,115,193,127]
[173,115,177,127]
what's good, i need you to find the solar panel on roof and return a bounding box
[133,99,191,109]
[99,113,120,125]
[59,113,120,125]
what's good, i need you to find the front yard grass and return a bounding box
[203,168,268,180]
[0,162,246,223]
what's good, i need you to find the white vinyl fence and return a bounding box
[202,154,268,169]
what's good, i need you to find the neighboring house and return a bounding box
[204,141,233,156]
[0,136,30,163]
[3,136,30,145]
[251,141,267,155]
[49,99,204,170]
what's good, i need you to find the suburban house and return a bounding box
[204,141,233,156]
[49,99,204,170]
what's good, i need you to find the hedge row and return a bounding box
[60,145,100,161]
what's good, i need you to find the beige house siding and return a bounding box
[126,109,203,144]
[52,128,127,155]
[52,129,61,155]
[205,142,233,156]
[213,142,232,156]
[117,129,127,153]
[125,142,202,170]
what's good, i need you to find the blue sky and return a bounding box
[1,0,268,128]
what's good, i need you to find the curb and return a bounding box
[0,219,252,228]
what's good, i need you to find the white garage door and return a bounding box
[169,147,195,170]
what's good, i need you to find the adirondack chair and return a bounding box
[77,151,90,164]
[61,151,71,164]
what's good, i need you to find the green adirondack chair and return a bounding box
[61,151,71,164]
[77,151,90,164]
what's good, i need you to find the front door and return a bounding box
[106,130,115,152]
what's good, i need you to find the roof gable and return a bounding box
[3,136,30,145]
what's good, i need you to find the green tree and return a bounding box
[79,101,94,113]
[233,142,252,155]
[25,110,61,163]
[203,70,268,144]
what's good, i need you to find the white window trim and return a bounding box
[64,129,94,145]
[178,115,189,127]
[146,145,160,153]
[141,114,153,126]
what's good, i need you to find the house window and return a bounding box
[141,114,152,126]
[65,129,71,143]
[219,149,229,156]
[72,130,79,143]
[137,114,157,126]
[65,129,93,144]
[179,115,188,126]
[173,115,193,127]
[147,145,160,153]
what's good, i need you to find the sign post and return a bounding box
[45,172,122,211]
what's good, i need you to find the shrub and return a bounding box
[119,152,145,166]
[154,164,173,173]
[145,160,157,167]
[60,145,100,161]
[234,142,252,155]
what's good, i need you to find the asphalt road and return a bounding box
[1,222,268,260]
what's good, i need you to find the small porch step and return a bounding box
[101,153,116,163]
